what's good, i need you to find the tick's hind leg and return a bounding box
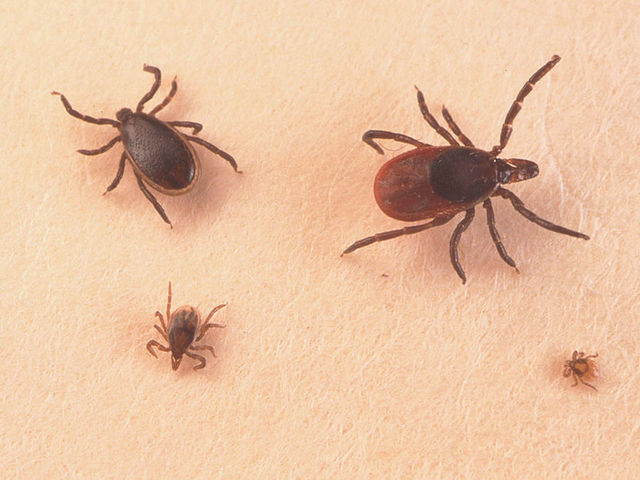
[103,152,127,194]
[577,376,598,391]
[185,351,207,370]
[137,65,162,113]
[441,107,474,147]
[147,340,170,358]
[169,121,202,135]
[449,208,475,284]
[78,136,121,156]
[362,130,428,154]
[482,198,518,272]
[342,215,456,255]
[187,135,240,173]
[149,77,178,116]
[51,92,119,127]
[414,86,458,146]
[134,171,173,227]
[493,187,590,240]
[190,344,217,359]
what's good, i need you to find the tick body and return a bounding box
[52,64,240,227]
[146,282,226,371]
[343,55,589,283]
[563,351,599,391]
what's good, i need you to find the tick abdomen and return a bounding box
[121,114,195,190]
[168,306,199,356]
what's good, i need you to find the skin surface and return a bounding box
[1,1,637,478]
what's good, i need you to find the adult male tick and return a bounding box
[146,282,227,371]
[52,64,240,227]
[342,55,589,283]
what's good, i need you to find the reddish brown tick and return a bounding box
[563,351,599,391]
[342,55,589,283]
[52,64,240,227]
[146,282,226,371]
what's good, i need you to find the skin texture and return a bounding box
[2,2,637,478]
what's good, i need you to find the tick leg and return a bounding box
[491,55,561,156]
[578,376,598,391]
[149,77,178,116]
[154,324,168,342]
[103,152,127,194]
[166,281,172,322]
[134,172,173,227]
[362,130,428,154]
[493,187,590,240]
[146,340,170,358]
[51,92,119,127]
[169,121,202,135]
[190,344,217,358]
[78,136,121,156]
[195,304,227,342]
[441,107,474,147]
[570,374,579,387]
[483,198,518,271]
[155,311,168,334]
[341,215,455,255]
[136,65,162,113]
[449,208,475,284]
[414,86,459,146]
[186,135,240,173]
[185,351,207,370]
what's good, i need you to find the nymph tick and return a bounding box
[146,282,226,371]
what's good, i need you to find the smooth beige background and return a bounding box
[1,1,639,478]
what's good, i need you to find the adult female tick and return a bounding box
[342,55,589,283]
[146,282,227,371]
[52,64,240,227]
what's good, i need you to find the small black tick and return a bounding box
[342,55,589,283]
[52,64,240,227]
[146,282,226,371]
[563,350,598,391]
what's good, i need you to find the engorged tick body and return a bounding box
[52,64,240,227]
[342,55,590,283]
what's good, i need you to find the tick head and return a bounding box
[116,108,134,123]
[496,158,539,185]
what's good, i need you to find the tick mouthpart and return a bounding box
[116,107,134,123]
[496,158,539,184]
[171,355,182,370]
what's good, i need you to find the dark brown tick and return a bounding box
[52,64,240,227]
[146,282,226,371]
[342,55,589,283]
[563,351,599,391]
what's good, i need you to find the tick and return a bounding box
[146,282,226,371]
[563,350,599,391]
[52,64,240,227]
[342,55,589,283]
